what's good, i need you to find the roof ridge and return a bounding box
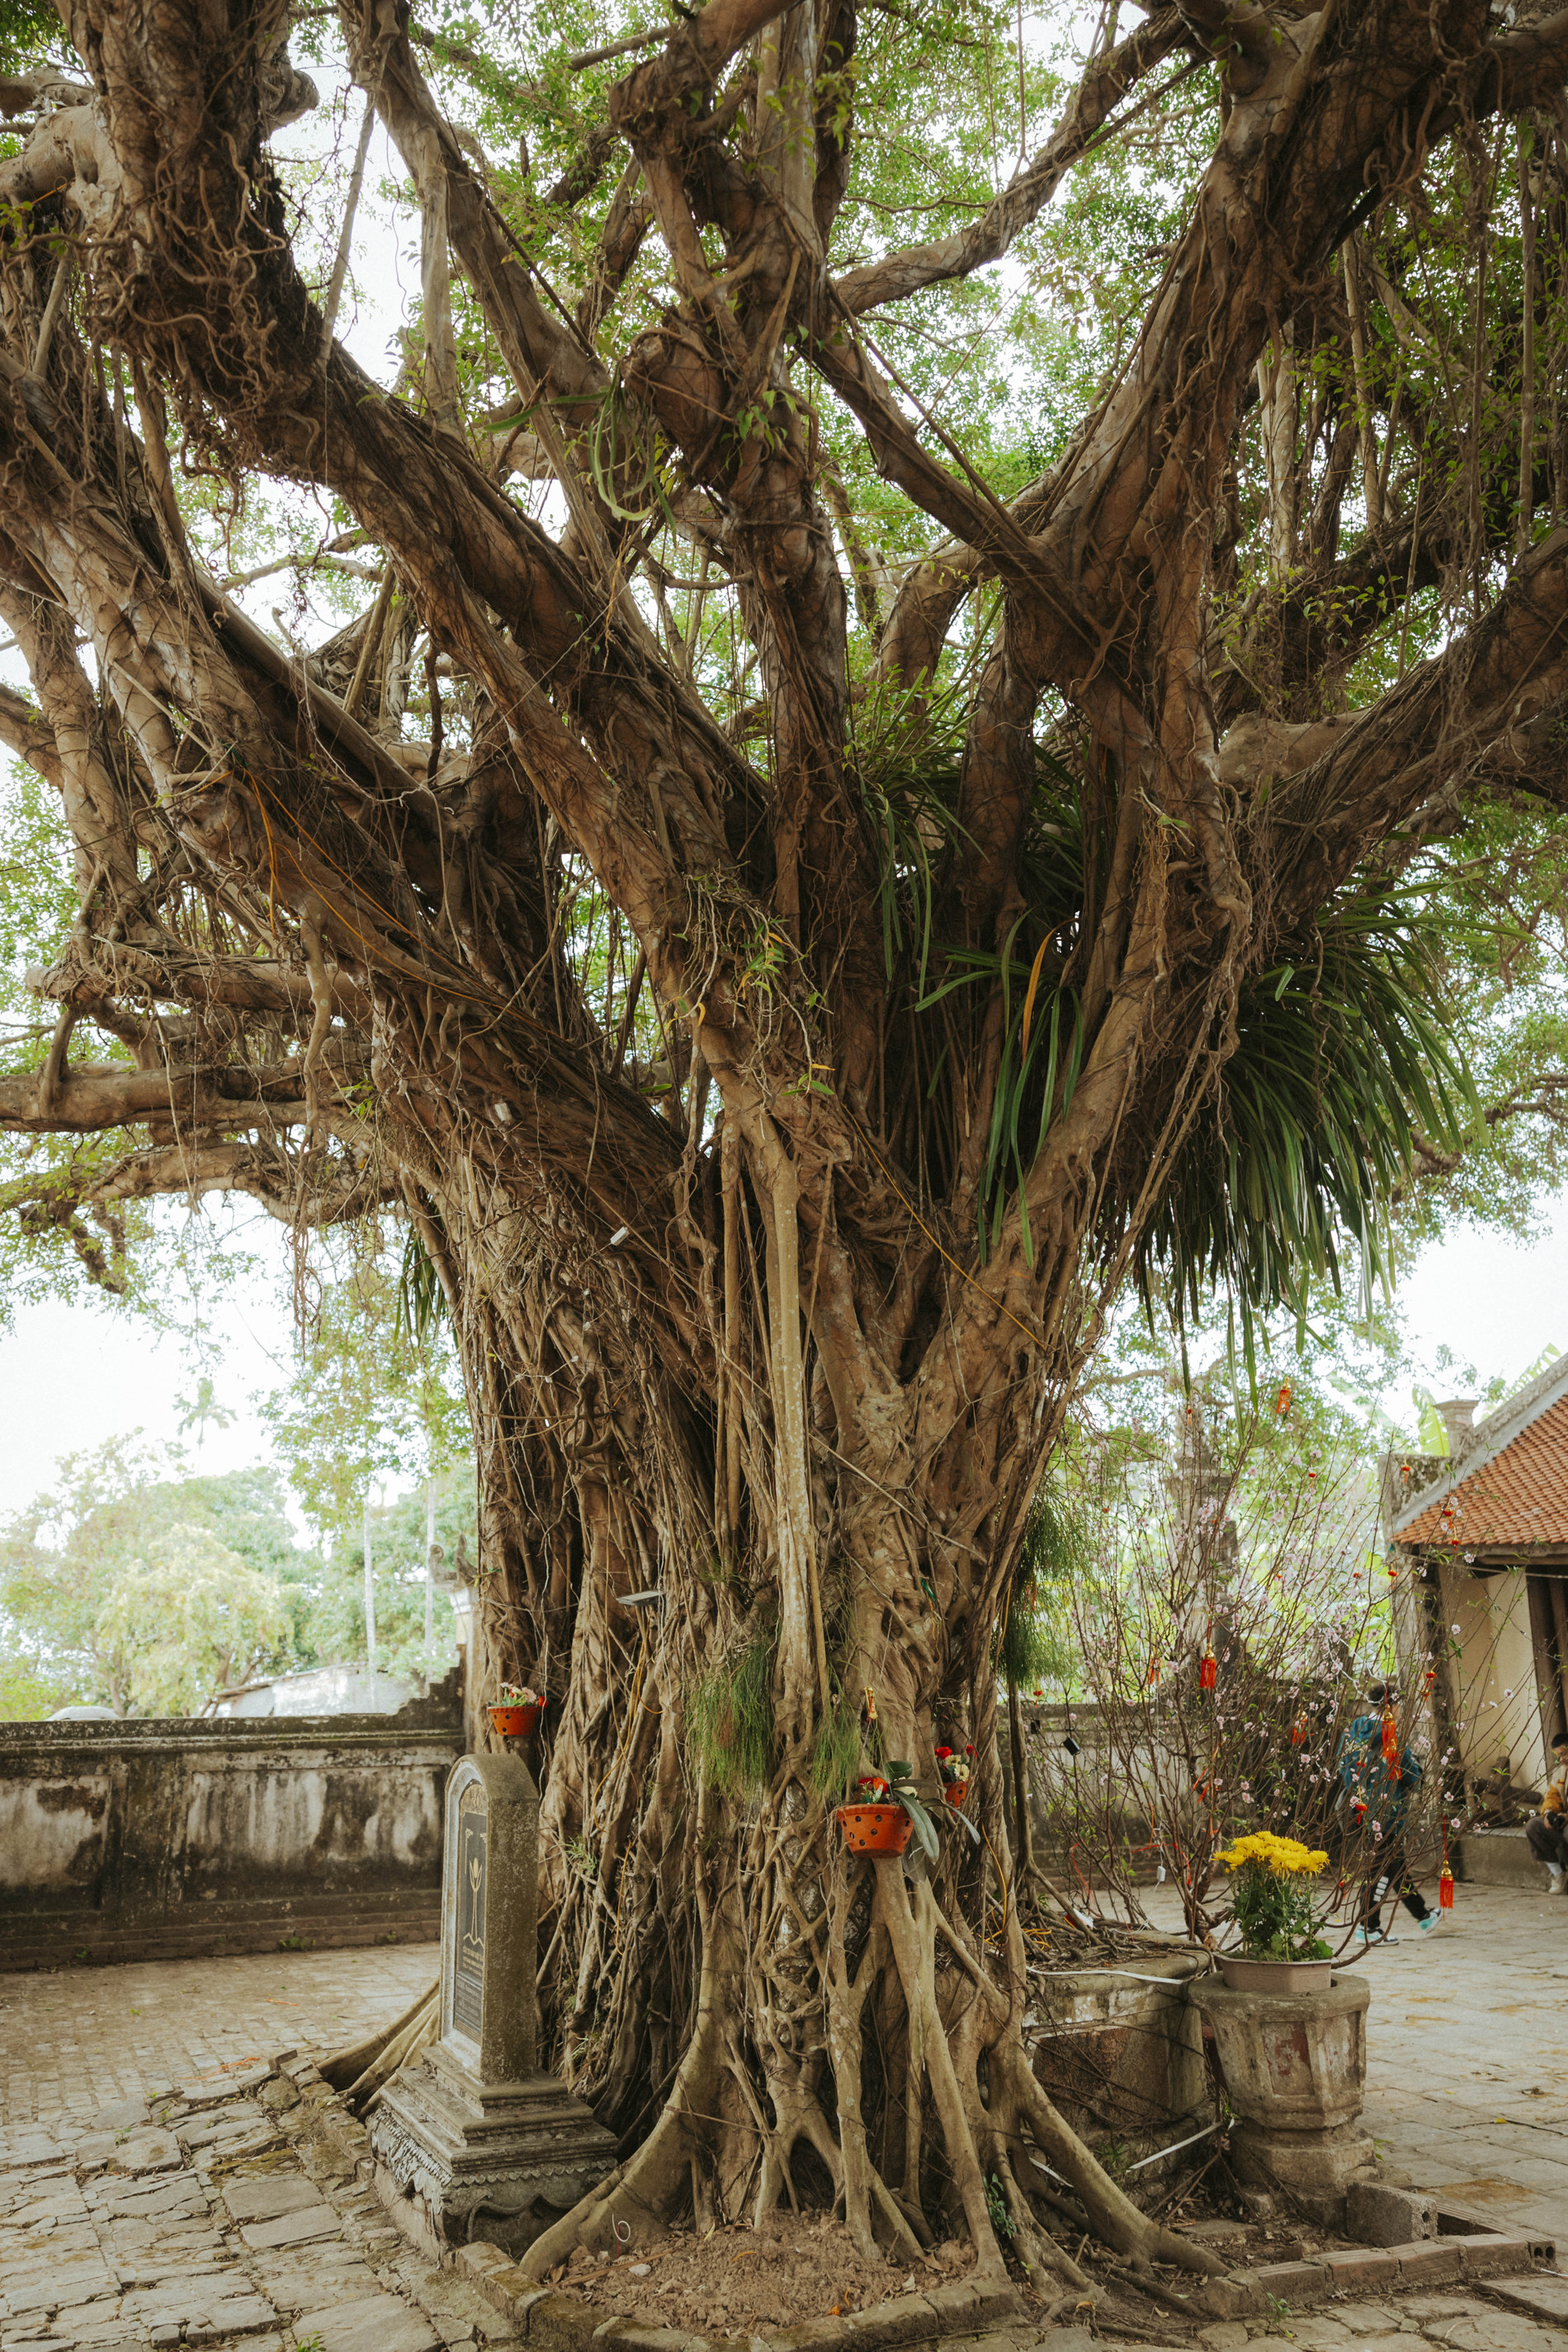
[1389,1351,1568,1547]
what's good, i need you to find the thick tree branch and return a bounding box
[833,9,1187,316]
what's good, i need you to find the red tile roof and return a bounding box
[1397,1391,1568,1547]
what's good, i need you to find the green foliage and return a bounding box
[262,1254,470,1542]
[1135,881,1476,1367]
[94,1531,290,1717]
[985,2175,1016,2241]
[0,0,65,73]
[311,1474,476,1682]
[1223,1853,1333,1965]
[808,1689,863,1803]
[0,1442,309,1715]
[1002,1483,1084,1688]
[687,1632,776,1801]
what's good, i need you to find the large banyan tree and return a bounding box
[3,0,1568,2290]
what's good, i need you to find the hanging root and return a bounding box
[995,2038,1229,2278]
[519,1869,739,2279]
[319,1978,437,2096]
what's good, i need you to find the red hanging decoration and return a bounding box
[1147,1655,1161,1687]
[1423,1665,1436,1697]
[1381,1708,1401,1781]
[1199,1651,1217,1691]
[1439,1865,1455,1910]
[1291,1718,1307,1746]
[1275,1381,1292,1418]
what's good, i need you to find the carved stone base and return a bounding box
[369,2046,618,2259]
[1230,2118,1378,2227]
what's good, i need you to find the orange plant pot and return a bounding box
[836,1802,913,1856]
[489,1701,545,1739]
[943,1782,968,1809]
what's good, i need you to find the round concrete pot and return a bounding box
[1216,1953,1332,1994]
[1188,1969,1374,2224]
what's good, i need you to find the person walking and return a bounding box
[1524,1731,1568,1895]
[1337,1679,1438,1944]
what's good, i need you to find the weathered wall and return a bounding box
[0,1694,462,1970]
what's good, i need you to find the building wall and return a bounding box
[1437,1561,1548,1789]
[0,1701,462,1971]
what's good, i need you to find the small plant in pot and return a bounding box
[837,1759,972,1858]
[1216,1830,1334,1992]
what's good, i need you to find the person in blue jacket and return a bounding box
[1337,1680,1439,1944]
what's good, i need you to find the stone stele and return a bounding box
[369,1748,617,2260]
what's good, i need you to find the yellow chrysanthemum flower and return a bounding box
[1216,1832,1327,1877]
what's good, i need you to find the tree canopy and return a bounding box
[2,0,1567,2297]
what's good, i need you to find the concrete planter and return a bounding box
[1217,1953,1333,1994]
[1188,1970,1375,2224]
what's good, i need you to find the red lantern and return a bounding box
[1199,1651,1217,1691]
[1439,1866,1455,1910]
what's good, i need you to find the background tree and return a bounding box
[0,1440,309,1711]
[2,0,1567,2288]
[94,1525,290,1713]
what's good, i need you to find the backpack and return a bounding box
[1337,1712,1423,1829]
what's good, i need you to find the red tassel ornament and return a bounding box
[1439,1866,1455,1910]
[1198,1651,1217,1691]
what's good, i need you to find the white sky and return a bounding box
[0,1193,1562,1522]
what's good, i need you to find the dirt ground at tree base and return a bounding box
[553,2209,978,2332]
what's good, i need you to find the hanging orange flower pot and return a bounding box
[836,1802,913,1856]
[489,1698,545,1738]
[944,1781,968,1810]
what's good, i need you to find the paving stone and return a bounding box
[239,2203,340,2250]
[1424,2319,1568,2352]
[177,2106,266,2152]
[196,2297,276,2334]
[107,2135,182,2179]
[252,2250,380,2314]
[221,2175,322,2227]
[290,2293,438,2352]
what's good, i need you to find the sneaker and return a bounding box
[1417,1913,1440,1934]
[1351,1926,1378,1948]
[1548,1874,1568,1898]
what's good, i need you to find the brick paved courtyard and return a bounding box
[2,1895,1566,2351]
[0,1944,437,2127]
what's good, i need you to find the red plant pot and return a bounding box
[836,1803,913,1856]
[489,1701,544,1739]
[943,1782,968,1809]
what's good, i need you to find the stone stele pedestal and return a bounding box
[369,1749,617,2260]
[1187,1972,1376,2227]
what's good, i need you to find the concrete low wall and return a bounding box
[1027,1955,1209,2159]
[1454,1827,1551,1890]
[0,1698,463,1970]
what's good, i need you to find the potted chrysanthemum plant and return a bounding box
[1215,1830,1334,1992]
